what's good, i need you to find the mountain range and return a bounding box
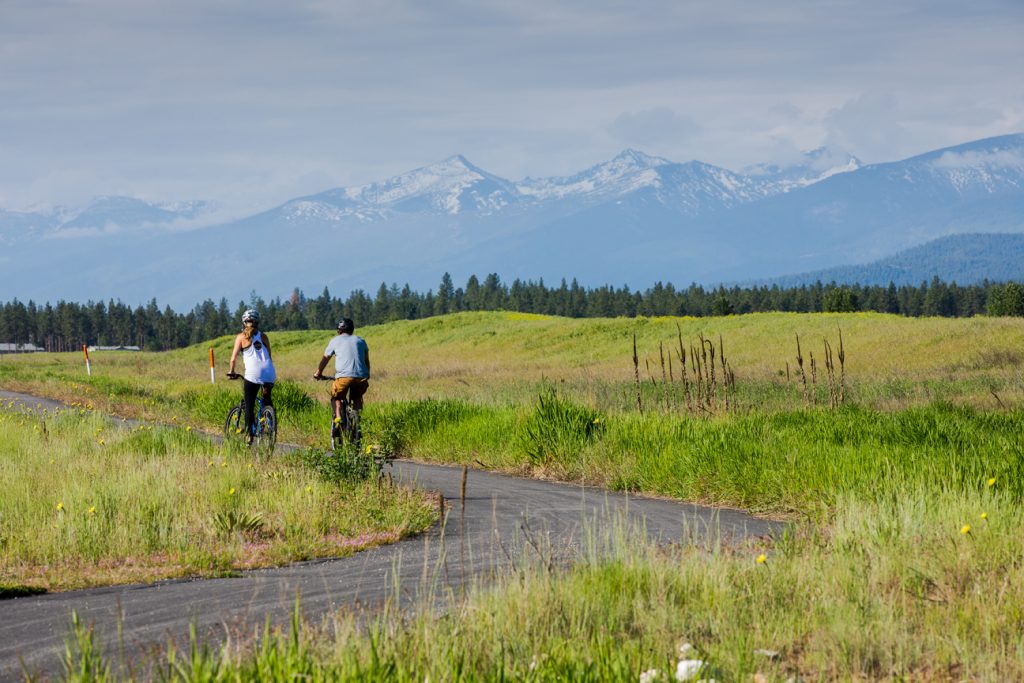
[2,133,1022,308]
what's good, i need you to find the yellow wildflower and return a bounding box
[987,477,996,487]
[228,487,236,496]
[305,485,313,493]
[98,439,105,446]
[186,426,192,432]
[87,506,96,515]
[961,524,971,535]
[56,501,64,511]
[756,554,767,564]
[981,512,988,520]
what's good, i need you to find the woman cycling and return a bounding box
[227,309,277,442]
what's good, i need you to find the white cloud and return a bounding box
[932,148,1024,169]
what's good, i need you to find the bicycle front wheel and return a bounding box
[224,404,244,441]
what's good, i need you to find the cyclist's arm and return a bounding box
[365,348,370,377]
[313,355,332,379]
[227,334,243,375]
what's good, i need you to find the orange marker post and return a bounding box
[83,344,91,377]
[209,348,216,384]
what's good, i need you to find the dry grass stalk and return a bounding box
[659,342,669,411]
[824,339,836,409]
[632,333,643,413]
[810,351,818,406]
[706,338,717,412]
[838,327,846,405]
[796,334,809,407]
[676,324,690,410]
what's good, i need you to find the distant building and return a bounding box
[87,345,141,352]
[0,343,44,354]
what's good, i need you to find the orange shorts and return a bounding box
[330,377,369,409]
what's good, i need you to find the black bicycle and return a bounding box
[316,376,361,451]
[224,373,276,455]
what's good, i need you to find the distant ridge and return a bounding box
[1,133,1023,307]
[761,233,1024,287]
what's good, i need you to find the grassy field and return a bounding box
[4,311,1024,678]
[63,488,1024,680]
[0,402,436,593]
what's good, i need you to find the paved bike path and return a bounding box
[0,390,782,680]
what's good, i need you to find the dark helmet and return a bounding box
[337,318,355,334]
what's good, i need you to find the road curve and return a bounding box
[0,390,782,680]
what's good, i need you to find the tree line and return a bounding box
[2,275,1023,351]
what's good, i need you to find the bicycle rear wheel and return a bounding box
[256,406,277,455]
[224,403,244,441]
[344,404,361,450]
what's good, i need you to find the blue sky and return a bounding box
[1,0,1021,213]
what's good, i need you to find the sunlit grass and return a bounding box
[0,405,436,593]
[63,485,1024,681]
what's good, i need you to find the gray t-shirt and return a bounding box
[324,334,370,378]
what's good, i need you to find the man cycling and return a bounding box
[312,318,370,423]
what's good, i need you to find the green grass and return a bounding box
[0,404,437,592]
[5,311,1024,678]
[61,484,1024,681]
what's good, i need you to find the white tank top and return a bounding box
[242,331,277,384]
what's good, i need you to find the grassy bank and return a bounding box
[0,403,436,593]
[64,484,1024,680]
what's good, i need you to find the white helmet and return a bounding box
[241,309,260,324]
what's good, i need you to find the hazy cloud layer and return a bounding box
[0,0,1021,210]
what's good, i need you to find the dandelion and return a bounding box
[248,463,254,469]
[56,501,64,512]
[987,477,996,487]
[221,461,227,468]
[961,524,971,535]
[207,460,214,467]
[87,506,96,516]
[592,417,601,424]
[98,439,105,446]
[305,485,313,493]
[49,458,55,465]
[981,512,989,521]
[228,487,236,496]
[185,426,192,432]
[756,554,767,564]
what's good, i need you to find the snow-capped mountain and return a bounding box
[1,134,1022,307]
[275,155,522,225]
[743,147,862,193]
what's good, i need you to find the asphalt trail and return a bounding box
[0,389,782,680]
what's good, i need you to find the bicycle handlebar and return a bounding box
[226,372,242,380]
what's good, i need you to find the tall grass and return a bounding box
[0,404,436,592]
[62,482,1024,681]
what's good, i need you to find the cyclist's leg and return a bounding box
[331,378,354,421]
[349,378,369,411]
[243,379,260,437]
[261,382,274,407]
